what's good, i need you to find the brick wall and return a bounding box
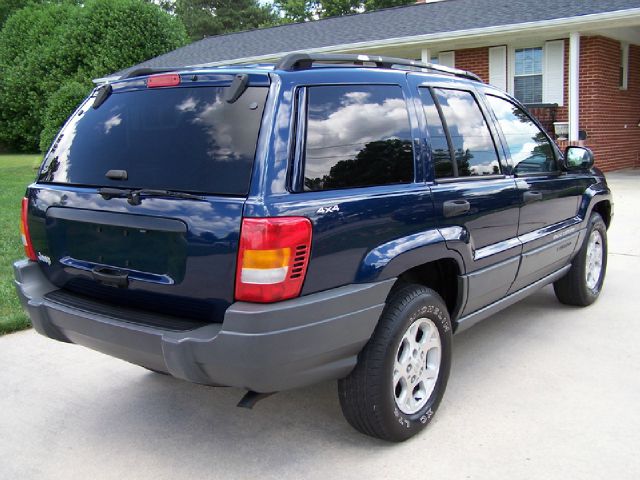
[579,36,640,171]
[454,47,489,83]
[452,37,639,171]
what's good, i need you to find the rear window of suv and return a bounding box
[38,85,268,196]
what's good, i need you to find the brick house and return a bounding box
[109,0,640,171]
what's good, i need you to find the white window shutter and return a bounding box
[421,48,431,64]
[438,51,455,68]
[488,46,507,91]
[543,40,564,105]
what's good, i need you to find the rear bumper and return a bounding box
[14,260,393,392]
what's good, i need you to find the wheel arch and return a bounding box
[591,199,612,229]
[389,258,464,320]
[580,182,612,229]
[356,229,466,320]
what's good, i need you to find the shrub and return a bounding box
[0,3,79,152]
[0,0,188,152]
[39,81,90,153]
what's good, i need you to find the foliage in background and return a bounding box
[0,0,35,27]
[0,155,41,335]
[274,0,415,21]
[158,0,417,41]
[39,81,89,153]
[0,0,188,152]
[169,0,281,42]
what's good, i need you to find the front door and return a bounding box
[483,92,587,292]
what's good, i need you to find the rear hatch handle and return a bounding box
[92,266,129,288]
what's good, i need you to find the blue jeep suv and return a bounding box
[14,53,612,441]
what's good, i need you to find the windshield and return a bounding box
[38,85,268,196]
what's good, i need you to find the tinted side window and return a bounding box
[418,88,453,178]
[486,95,557,174]
[303,85,414,191]
[432,88,500,177]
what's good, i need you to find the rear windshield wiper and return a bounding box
[98,187,204,204]
[99,187,130,200]
[130,189,204,203]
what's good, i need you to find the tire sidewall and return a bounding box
[381,290,452,440]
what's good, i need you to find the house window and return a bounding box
[514,47,543,104]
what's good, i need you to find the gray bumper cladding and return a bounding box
[14,260,395,392]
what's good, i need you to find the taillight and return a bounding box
[235,217,312,303]
[146,73,180,88]
[20,197,37,261]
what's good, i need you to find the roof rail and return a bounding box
[274,53,482,82]
[121,67,183,79]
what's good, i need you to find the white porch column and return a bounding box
[421,48,431,64]
[569,32,580,141]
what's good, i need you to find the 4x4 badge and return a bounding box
[316,205,340,214]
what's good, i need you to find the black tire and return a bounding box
[338,284,452,442]
[553,212,608,306]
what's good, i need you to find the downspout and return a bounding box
[569,32,580,142]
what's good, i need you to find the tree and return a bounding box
[172,0,281,41]
[0,0,188,152]
[304,139,413,190]
[275,0,415,21]
[364,0,415,10]
[0,0,34,27]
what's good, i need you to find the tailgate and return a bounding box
[27,188,245,323]
[26,73,269,323]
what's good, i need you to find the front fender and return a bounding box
[579,180,612,226]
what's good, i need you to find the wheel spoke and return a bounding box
[422,366,437,381]
[397,338,411,366]
[424,335,440,353]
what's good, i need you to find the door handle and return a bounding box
[92,266,129,288]
[443,199,471,218]
[523,191,543,204]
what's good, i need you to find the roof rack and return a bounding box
[274,53,482,82]
[121,67,187,79]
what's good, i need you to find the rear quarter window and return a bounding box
[302,85,414,191]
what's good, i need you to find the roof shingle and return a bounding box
[116,0,640,75]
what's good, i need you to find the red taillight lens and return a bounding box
[146,73,181,88]
[235,217,312,303]
[20,197,37,261]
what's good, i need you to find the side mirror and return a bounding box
[563,146,594,171]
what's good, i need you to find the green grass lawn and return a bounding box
[1,154,42,335]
